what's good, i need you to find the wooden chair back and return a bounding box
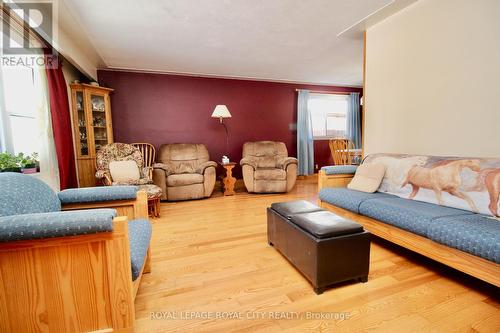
[131,143,156,167]
[329,138,354,165]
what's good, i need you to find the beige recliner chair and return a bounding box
[240,141,298,193]
[153,144,217,201]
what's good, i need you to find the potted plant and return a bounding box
[0,152,21,173]
[19,153,39,174]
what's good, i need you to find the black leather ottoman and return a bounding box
[267,200,371,294]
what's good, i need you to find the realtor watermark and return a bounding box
[1,0,58,67]
[150,311,351,321]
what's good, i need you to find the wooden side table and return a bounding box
[219,162,236,196]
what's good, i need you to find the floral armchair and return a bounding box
[96,143,163,217]
[96,143,152,185]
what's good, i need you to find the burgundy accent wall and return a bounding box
[97,70,362,178]
[314,140,334,170]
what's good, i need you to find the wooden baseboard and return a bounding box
[297,174,318,181]
[319,201,500,287]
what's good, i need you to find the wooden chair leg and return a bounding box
[145,198,160,218]
[155,199,161,217]
[147,200,152,217]
[143,248,151,274]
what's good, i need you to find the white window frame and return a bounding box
[308,93,349,140]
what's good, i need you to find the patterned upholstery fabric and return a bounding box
[138,184,163,200]
[112,178,152,186]
[428,214,500,263]
[58,186,139,204]
[359,197,474,237]
[0,172,61,217]
[363,153,500,217]
[319,188,396,214]
[0,209,116,242]
[321,165,358,175]
[128,218,152,280]
[96,143,152,184]
[321,186,500,264]
[95,143,162,200]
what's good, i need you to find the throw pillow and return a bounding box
[109,160,140,183]
[348,163,386,193]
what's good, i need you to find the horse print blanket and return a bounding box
[363,153,500,217]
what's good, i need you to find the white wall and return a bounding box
[5,0,104,79]
[50,0,105,80]
[364,0,500,158]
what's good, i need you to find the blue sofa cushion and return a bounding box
[0,172,61,217]
[319,188,397,214]
[321,165,358,175]
[0,209,116,242]
[428,214,500,263]
[58,186,139,204]
[359,197,474,237]
[128,218,152,281]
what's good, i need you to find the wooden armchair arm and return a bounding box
[0,216,135,332]
[62,190,149,220]
[95,169,113,186]
[317,169,354,191]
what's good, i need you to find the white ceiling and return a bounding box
[64,0,397,86]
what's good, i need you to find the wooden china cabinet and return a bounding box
[70,83,114,187]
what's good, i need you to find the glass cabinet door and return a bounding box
[90,93,109,152]
[76,91,89,156]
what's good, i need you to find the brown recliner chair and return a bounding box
[240,141,298,193]
[153,144,217,201]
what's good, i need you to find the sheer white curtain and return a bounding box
[0,8,60,190]
[0,57,60,190]
[0,33,13,153]
[34,60,60,191]
[0,75,11,153]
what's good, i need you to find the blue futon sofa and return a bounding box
[318,153,500,287]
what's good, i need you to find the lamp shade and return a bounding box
[211,105,232,119]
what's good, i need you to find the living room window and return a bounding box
[0,64,39,155]
[308,93,349,139]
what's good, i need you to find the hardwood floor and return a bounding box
[135,179,500,332]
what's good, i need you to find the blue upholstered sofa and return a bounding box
[318,156,500,287]
[0,172,152,332]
